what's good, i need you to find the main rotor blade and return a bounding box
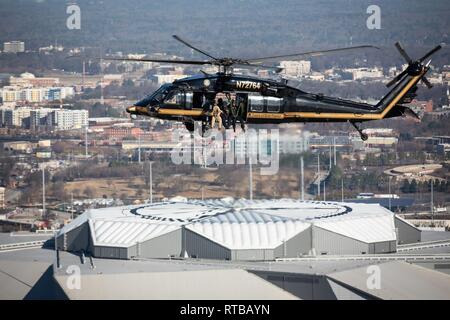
[246,45,379,63]
[419,44,442,63]
[394,42,413,64]
[104,57,213,65]
[234,62,283,73]
[172,35,218,61]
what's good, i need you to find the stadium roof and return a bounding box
[59,198,397,249]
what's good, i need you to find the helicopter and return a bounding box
[108,36,442,140]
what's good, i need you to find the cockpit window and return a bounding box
[163,90,179,104]
[152,84,172,102]
[135,84,173,107]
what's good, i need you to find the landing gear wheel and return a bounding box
[184,121,195,132]
[361,133,368,141]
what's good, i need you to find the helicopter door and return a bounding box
[266,97,282,113]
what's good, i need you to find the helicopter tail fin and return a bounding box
[374,69,425,118]
[374,42,442,119]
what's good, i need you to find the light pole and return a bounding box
[300,156,304,201]
[431,179,434,225]
[149,161,154,204]
[388,177,392,211]
[249,155,253,201]
[71,192,74,221]
[329,145,332,169]
[42,166,46,218]
[138,132,141,164]
[85,125,89,159]
[333,136,337,166]
[317,154,320,199]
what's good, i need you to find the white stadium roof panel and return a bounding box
[90,220,180,247]
[186,213,310,250]
[58,198,398,250]
[314,214,396,243]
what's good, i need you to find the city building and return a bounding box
[363,128,397,137]
[305,72,325,81]
[56,198,420,261]
[2,107,31,127]
[0,187,5,209]
[103,126,143,140]
[1,86,73,103]
[437,143,450,156]
[45,87,74,100]
[49,109,89,131]
[1,107,88,130]
[2,141,34,153]
[279,60,311,77]
[30,108,53,129]
[344,67,384,80]
[3,41,25,53]
[364,136,398,147]
[9,72,59,87]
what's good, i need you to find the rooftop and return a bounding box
[59,198,397,250]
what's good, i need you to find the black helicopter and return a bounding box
[109,36,442,140]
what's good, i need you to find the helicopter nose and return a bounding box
[126,106,137,114]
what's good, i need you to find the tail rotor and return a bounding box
[386,42,443,89]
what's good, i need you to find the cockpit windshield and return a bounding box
[135,84,173,107]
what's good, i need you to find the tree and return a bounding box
[401,180,411,193]
[409,179,417,193]
[50,181,66,201]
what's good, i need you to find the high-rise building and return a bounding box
[49,109,89,131]
[1,86,73,103]
[3,41,25,53]
[1,88,20,102]
[3,108,32,127]
[30,108,53,129]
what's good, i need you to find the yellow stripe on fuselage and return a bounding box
[157,108,204,117]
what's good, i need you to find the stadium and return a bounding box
[56,198,420,260]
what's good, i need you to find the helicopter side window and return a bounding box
[248,95,264,112]
[266,97,281,113]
